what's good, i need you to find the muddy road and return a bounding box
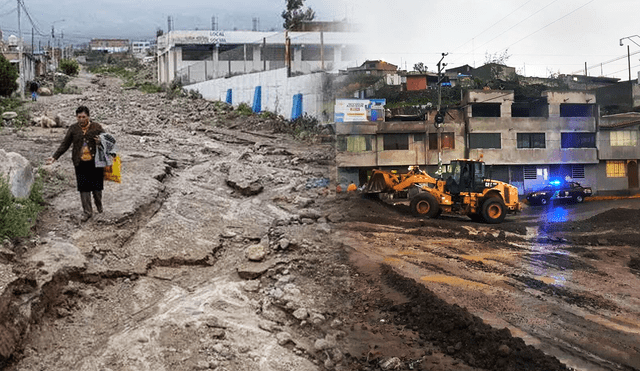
[332,197,640,371]
[0,68,637,371]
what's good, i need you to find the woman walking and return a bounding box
[46,106,105,222]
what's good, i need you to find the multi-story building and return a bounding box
[132,41,151,56]
[89,39,130,53]
[334,88,636,196]
[463,89,598,194]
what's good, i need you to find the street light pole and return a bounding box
[619,35,640,81]
[17,0,24,99]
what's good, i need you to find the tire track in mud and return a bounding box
[336,209,640,371]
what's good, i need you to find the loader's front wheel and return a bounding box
[481,198,506,224]
[410,193,440,218]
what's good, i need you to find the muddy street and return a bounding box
[0,68,638,371]
[332,196,640,371]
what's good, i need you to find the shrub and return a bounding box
[0,171,44,240]
[0,54,18,97]
[59,59,80,76]
[236,103,253,116]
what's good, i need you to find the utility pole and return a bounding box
[435,52,448,174]
[17,0,24,99]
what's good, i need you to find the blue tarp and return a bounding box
[226,89,232,104]
[291,93,303,120]
[252,86,262,113]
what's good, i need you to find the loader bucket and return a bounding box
[365,171,392,193]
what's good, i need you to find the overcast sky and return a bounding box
[1,0,639,80]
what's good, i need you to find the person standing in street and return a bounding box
[46,106,105,222]
[29,80,39,101]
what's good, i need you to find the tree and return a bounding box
[413,62,427,73]
[59,59,79,76]
[0,54,18,97]
[484,49,511,65]
[282,0,315,30]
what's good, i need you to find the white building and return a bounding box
[156,30,364,85]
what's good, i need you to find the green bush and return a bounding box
[59,59,80,76]
[236,103,253,116]
[0,171,44,240]
[0,54,18,97]
[0,97,29,127]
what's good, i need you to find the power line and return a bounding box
[452,0,561,63]
[450,0,535,54]
[501,0,595,52]
[18,0,45,36]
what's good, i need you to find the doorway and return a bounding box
[628,161,639,189]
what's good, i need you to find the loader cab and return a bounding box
[446,160,486,194]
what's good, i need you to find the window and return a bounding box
[571,165,585,179]
[610,131,638,147]
[471,103,501,117]
[517,133,545,148]
[428,132,455,149]
[606,161,626,177]
[337,135,373,152]
[561,133,596,148]
[559,104,593,117]
[182,45,214,61]
[301,45,334,61]
[218,45,253,61]
[469,133,501,149]
[383,134,409,150]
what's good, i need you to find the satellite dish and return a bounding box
[8,35,18,46]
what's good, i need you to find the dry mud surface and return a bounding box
[0,70,639,371]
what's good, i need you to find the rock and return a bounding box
[279,238,290,250]
[314,334,337,352]
[310,312,326,325]
[2,111,17,120]
[498,344,511,356]
[221,230,237,238]
[225,163,264,196]
[276,332,292,345]
[330,319,343,329]
[211,328,225,339]
[301,218,315,224]
[0,247,15,261]
[326,213,344,223]
[237,259,277,280]
[324,358,334,369]
[0,150,34,199]
[292,308,309,320]
[246,244,266,261]
[316,223,331,234]
[380,357,403,370]
[314,338,331,351]
[299,209,321,220]
[37,87,52,96]
[243,280,260,292]
[32,115,60,128]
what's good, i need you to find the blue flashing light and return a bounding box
[549,180,561,186]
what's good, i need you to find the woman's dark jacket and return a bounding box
[52,122,104,167]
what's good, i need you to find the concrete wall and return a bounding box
[598,128,640,160]
[188,68,328,120]
[594,161,638,194]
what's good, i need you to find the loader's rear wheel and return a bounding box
[481,198,506,224]
[410,193,440,218]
